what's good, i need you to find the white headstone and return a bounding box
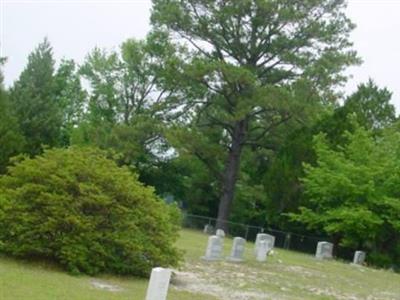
[315,241,333,259]
[256,240,268,262]
[145,267,172,300]
[254,233,275,254]
[353,251,366,265]
[227,237,246,262]
[203,224,214,235]
[216,229,225,238]
[202,235,223,261]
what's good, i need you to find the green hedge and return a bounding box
[0,147,181,276]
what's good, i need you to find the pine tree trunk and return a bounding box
[216,120,246,232]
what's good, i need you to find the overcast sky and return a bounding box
[1,0,400,112]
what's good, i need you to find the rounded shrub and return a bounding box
[0,147,181,276]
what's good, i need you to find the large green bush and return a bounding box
[0,147,181,276]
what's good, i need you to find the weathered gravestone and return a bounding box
[315,241,333,260]
[353,251,366,265]
[203,224,214,235]
[254,233,275,255]
[202,235,223,261]
[145,267,172,300]
[216,229,225,238]
[256,240,268,262]
[227,237,246,262]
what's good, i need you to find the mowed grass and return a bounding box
[0,229,399,299]
[0,254,211,300]
[0,230,216,300]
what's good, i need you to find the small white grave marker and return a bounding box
[203,224,214,234]
[256,240,268,262]
[353,251,366,265]
[145,267,172,300]
[315,241,333,260]
[254,233,275,254]
[202,235,223,261]
[227,237,246,262]
[216,229,225,238]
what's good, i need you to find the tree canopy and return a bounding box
[1,0,399,269]
[151,0,359,229]
[9,39,63,156]
[290,121,400,267]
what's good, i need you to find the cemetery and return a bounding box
[1,229,400,299]
[1,0,400,299]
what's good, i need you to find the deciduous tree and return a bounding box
[290,121,400,267]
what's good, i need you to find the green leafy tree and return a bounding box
[80,32,180,125]
[0,147,181,276]
[54,59,87,146]
[9,38,62,155]
[79,48,120,125]
[0,58,25,173]
[151,0,359,229]
[263,81,397,229]
[262,128,315,228]
[344,79,396,130]
[77,34,183,190]
[320,80,396,147]
[166,124,225,215]
[290,121,400,267]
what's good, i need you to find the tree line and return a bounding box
[0,0,399,267]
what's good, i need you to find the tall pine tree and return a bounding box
[152,0,360,229]
[10,38,62,156]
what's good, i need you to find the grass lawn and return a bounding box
[0,253,211,300]
[1,229,399,299]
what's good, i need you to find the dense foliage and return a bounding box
[9,39,63,156]
[262,81,397,228]
[1,0,399,269]
[151,0,359,229]
[290,121,400,267]
[0,58,24,173]
[73,32,183,191]
[0,147,181,276]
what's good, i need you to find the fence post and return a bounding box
[284,233,291,250]
[245,225,249,240]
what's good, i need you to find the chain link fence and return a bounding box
[182,213,354,260]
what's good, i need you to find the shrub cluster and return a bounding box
[0,147,181,276]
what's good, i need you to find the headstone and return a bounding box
[256,240,268,262]
[203,224,214,235]
[202,235,223,261]
[315,241,333,260]
[254,233,275,254]
[216,229,225,238]
[227,237,246,262]
[353,251,366,265]
[145,267,172,300]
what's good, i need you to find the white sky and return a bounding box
[1,0,400,112]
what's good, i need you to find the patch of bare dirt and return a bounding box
[90,279,124,292]
[171,264,285,300]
